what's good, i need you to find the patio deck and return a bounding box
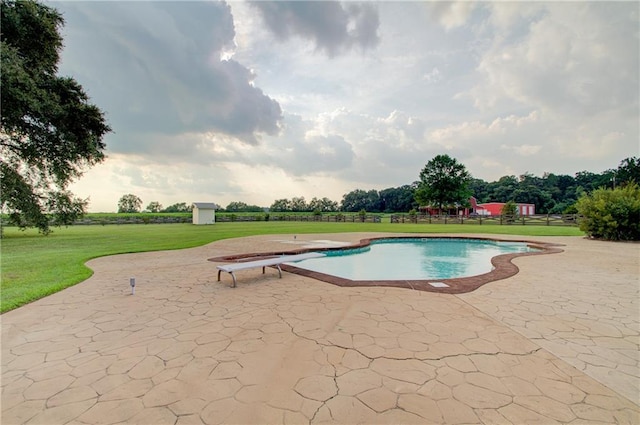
[2,233,638,424]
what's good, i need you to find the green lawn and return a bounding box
[1,222,583,313]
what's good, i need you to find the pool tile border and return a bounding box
[209,236,564,294]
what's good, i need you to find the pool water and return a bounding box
[290,238,537,281]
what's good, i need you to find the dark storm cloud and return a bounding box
[250,1,380,56]
[55,1,282,153]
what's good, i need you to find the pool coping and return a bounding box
[209,236,565,294]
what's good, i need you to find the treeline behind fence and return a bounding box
[3,213,581,227]
[390,214,580,226]
[218,214,382,223]
[60,213,383,225]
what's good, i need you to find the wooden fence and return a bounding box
[218,214,382,223]
[390,214,580,226]
[2,213,580,227]
[72,216,192,225]
[58,214,383,225]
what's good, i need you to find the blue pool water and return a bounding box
[291,238,537,281]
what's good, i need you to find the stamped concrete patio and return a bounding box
[2,232,638,424]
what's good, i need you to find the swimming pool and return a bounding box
[288,238,539,281]
[210,236,562,293]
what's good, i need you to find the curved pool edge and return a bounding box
[209,236,565,294]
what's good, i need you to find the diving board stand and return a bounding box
[217,252,324,287]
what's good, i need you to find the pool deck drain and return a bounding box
[428,281,450,288]
[2,232,638,424]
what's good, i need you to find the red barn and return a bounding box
[470,197,535,216]
[420,197,536,216]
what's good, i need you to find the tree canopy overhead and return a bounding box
[1,0,111,233]
[415,154,472,211]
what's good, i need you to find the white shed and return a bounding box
[192,202,216,225]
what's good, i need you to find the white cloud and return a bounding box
[500,144,542,157]
[53,1,637,211]
[485,2,544,32]
[429,2,477,31]
[423,67,442,83]
[471,2,638,117]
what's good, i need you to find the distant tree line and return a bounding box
[116,196,194,214]
[338,186,417,213]
[270,197,339,212]
[117,156,638,215]
[468,158,638,214]
[337,156,638,214]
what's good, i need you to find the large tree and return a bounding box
[308,197,339,212]
[379,185,417,212]
[415,154,472,212]
[162,202,191,213]
[270,198,292,212]
[117,194,142,213]
[1,0,110,234]
[289,196,308,212]
[340,189,381,212]
[225,201,262,212]
[146,201,163,213]
[615,156,640,186]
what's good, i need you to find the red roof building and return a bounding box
[420,197,536,216]
[470,197,535,216]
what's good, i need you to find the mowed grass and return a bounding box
[1,221,583,313]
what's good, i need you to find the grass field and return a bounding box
[1,222,583,313]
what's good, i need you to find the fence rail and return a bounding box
[72,216,192,225]
[218,214,382,223]
[1,213,386,227]
[390,214,580,226]
[2,213,580,227]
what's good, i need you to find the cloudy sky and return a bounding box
[52,1,638,212]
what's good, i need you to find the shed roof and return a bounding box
[192,202,217,209]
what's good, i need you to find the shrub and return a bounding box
[576,183,640,241]
[501,201,517,224]
[501,201,518,216]
[408,209,417,223]
[563,203,578,214]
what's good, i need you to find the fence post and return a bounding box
[547,214,550,226]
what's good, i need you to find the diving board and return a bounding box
[216,252,324,287]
